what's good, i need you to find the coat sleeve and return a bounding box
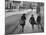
[29,18,31,23]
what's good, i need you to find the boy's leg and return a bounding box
[40,23,44,32]
[41,26,44,32]
[22,26,24,32]
[32,25,34,32]
[37,22,40,30]
[38,22,41,30]
[38,22,40,31]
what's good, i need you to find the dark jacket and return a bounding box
[29,16,35,25]
[21,15,26,21]
[37,16,41,23]
[20,15,26,26]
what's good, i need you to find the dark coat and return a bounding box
[37,16,41,23]
[20,15,26,26]
[29,16,35,25]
